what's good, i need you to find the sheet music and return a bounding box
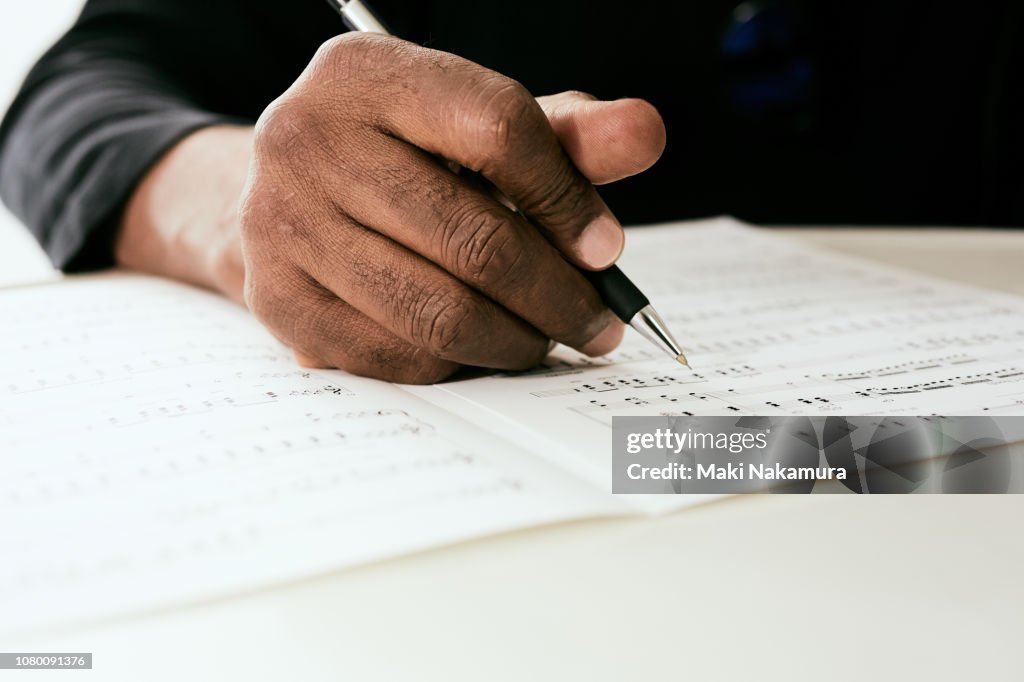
[422,218,1024,487]
[5,218,1022,630]
[0,276,621,633]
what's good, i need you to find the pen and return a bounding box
[324,0,689,366]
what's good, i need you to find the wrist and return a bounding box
[116,125,253,302]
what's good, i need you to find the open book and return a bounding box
[3,217,1024,632]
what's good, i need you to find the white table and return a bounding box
[4,225,1023,682]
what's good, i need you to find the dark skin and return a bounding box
[117,34,667,383]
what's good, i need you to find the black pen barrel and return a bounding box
[584,266,650,322]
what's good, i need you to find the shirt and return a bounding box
[1,0,1021,271]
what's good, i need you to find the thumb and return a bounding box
[537,91,667,185]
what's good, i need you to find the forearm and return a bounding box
[116,125,253,303]
[0,0,288,272]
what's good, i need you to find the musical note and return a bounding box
[0,276,619,632]
[5,216,1024,633]
[439,218,1024,466]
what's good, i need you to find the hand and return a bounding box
[119,34,665,384]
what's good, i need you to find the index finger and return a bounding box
[339,33,625,271]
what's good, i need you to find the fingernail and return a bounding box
[580,317,625,357]
[577,213,624,269]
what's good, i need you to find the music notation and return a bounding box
[529,372,703,398]
[820,354,980,381]
[904,329,1024,350]
[4,217,1024,633]
[441,219,1024,458]
[868,368,1023,395]
[0,276,618,632]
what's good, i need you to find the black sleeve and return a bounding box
[0,0,337,272]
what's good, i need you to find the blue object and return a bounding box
[720,2,816,126]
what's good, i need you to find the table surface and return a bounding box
[3,220,1023,681]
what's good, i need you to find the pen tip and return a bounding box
[676,353,690,367]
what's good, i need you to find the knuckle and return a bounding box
[417,291,484,358]
[307,34,362,82]
[312,32,397,80]
[525,163,592,228]
[472,79,539,163]
[253,97,314,160]
[564,89,597,101]
[311,33,362,71]
[257,34,414,161]
[308,32,421,120]
[442,205,527,289]
[389,280,422,334]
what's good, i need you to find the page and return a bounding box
[0,275,624,633]
[420,218,1024,493]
